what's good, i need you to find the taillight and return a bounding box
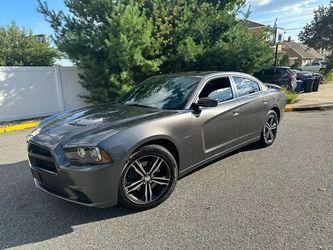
[286,71,294,80]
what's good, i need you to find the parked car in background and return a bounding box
[27,72,286,210]
[292,70,314,81]
[253,66,296,90]
[301,61,327,73]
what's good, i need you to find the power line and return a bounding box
[251,12,314,25]
[285,27,304,30]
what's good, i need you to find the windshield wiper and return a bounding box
[125,103,155,109]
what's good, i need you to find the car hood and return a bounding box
[34,104,174,147]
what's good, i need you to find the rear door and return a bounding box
[231,76,269,143]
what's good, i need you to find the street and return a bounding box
[0,111,333,249]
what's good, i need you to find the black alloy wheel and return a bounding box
[119,144,177,210]
[259,110,278,147]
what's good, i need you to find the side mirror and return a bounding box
[196,97,218,108]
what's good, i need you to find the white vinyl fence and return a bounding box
[0,66,90,122]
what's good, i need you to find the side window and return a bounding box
[233,77,260,97]
[263,69,274,75]
[312,62,320,66]
[276,68,286,76]
[199,77,233,103]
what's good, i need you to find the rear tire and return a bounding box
[258,110,278,147]
[118,144,178,210]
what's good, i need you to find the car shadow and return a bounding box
[0,143,262,248]
[0,160,135,249]
[180,143,263,179]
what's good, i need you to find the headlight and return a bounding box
[64,147,111,165]
[27,127,41,142]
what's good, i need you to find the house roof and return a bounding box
[298,44,325,59]
[282,41,324,59]
[244,20,266,29]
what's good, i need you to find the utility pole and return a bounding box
[274,43,279,66]
[273,18,279,67]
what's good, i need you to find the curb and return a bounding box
[285,103,333,112]
[284,105,293,112]
[0,122,39,134]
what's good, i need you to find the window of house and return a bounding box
[233,77,260,97]
[278,34,282,42]
[199,77,233,103]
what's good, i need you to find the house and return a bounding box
[245,20,266,33]
[281,37,325,66]
[34,34,46,43]
[244,20,285,43]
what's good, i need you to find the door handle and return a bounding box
[233,111,240,116]
[263,100,268,104]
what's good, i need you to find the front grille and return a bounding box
[28,143,57,173]
[29,143,52,157]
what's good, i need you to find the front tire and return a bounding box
[259,110,278,147]
[118,144,178,210]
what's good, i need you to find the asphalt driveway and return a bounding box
[0,111,333,249]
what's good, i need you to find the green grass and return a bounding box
[325,71,333,81]
[282,87,298,104]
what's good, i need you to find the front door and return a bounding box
[191,76,241,163]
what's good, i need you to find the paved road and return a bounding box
[1,111,333,249]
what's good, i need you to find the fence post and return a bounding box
[54,65,65,112]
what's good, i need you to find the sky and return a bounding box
[244,0,330,40]
[0,0,65,36]
[0,0,70,65]
[0,0,331,65]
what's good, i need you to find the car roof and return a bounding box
[148,71,258,79]
[148,71,218,79]
[263,66,291,69]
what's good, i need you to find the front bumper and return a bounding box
[28,133,124,208]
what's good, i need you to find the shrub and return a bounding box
[282,87,298,104]
[325,71,333,81]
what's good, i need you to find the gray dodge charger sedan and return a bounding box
[27,72,286,210]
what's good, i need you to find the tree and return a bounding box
[38,0,273,103]
[299,1,333,74]
[0,22,60,66]
[299,1,333,50]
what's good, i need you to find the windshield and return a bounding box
[118,76,201,110]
